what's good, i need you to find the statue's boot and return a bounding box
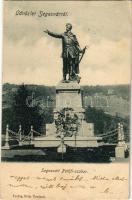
[68,75,73,81]
[62,75,67,83]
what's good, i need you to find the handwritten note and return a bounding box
[0,163,129,200]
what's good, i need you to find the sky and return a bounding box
[2,1,132,86]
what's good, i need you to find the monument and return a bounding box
[32,24,103,153]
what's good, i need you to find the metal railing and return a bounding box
[2,122,128,149]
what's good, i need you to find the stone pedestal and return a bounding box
[55,81,83,111]
[54,82,85,124]
[115,145,126,158]
[46,122,56,136]
[46,81,94,137]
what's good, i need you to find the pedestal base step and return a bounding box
[31,135,104,148]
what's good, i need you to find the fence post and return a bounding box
[19,125,22,146]
[120,124,125,142]
[2,124,10,149]
[115,123,126,159]
[117,123,125,146]
[31,125,34,140]
[117,123,121,143]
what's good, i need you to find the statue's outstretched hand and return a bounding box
[44,29,49,34]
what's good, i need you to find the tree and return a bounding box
[11,84,43,134]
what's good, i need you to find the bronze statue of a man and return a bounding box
[44,23,85,82]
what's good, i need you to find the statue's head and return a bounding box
[66,23,72,31]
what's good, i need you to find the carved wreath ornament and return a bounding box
[55,108,80,137]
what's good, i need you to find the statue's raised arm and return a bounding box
[44,29,63,39]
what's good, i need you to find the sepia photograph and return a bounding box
[0,1,131,199]
[1,1,131,164]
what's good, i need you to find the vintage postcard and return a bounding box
[0,0,131,199]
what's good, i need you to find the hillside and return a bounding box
[2,83,130,118]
